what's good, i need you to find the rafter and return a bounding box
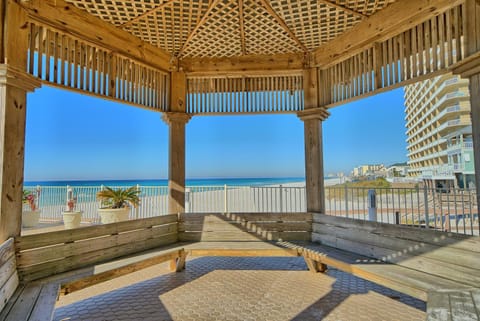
[318,0,367,19]
[238,0,246,55]
[120,0,176,28]
[314,0,465,67]
[258,0,308,52]
[178,0,222,57]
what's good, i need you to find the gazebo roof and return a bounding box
[65,0,396,59]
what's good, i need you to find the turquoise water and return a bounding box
[24,177,306,187]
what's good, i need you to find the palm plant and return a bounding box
[96,186,140,209]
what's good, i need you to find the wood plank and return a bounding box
[179,231,310,242]
[19,233,178,282]
[61,249,183,295]
[188,248,298,257]
[312,214,480,252]
[449,291,479,321]
[0,238,15,267]
[0,256,16,289]
[179,221,312,232]
[16,214,178,250]
[17,223,178,267]
[4,282,41,321]
[20,0,171,71]
[312,230,480,288]
[179,212,312,222]
[314,0,464,67]
[312,222,480,269]
[427,291,452,321]
[0,271,19,314]
[29,282,60,321]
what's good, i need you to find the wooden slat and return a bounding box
[61,249,183,295]
[0,257,16,290]
[17,223,178,267]
[179,212,312,222]
[179,231,311,242]
[19,233,178,282]
[427,291,452,321]
[16,214,178,250]
[28,283,60,321]
[0,271,19,314]
[179,221,312,232]
[312,223,480,270]
[312,214,480,252]
[3,281,40,321]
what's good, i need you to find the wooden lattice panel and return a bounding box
[64,0,399,58]
[125,1,211,56]
[182,0,243,58]
[66,0,165,26]
[269,0,362,50]
[242,0,302,55]
[333,0,396,16]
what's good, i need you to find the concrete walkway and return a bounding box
[54,257,425,321]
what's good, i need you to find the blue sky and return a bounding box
[24,86,407,181]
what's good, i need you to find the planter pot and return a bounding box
[98,207,130,224]
[62,211,83,229]
[22,210,40,228]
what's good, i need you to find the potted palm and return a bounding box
[22,188,41,228]
[62,187,83,229]
[96,186,140,224]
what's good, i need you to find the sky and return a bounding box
[24,86,408,181]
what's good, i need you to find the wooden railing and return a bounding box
[15,215,178,282]
[26,22,170,111]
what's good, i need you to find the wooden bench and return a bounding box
[0,238,59,321]
[310,213,480,318]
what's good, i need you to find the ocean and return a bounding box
[24,177,307,187]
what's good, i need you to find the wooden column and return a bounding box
[0,1,41,241]
[298,68,330,213]
[162,71,190,214]
[452,0,480,208]
[162,112,190,214]
[298,108,330,213]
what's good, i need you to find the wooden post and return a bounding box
[0,2,41,242]
[298,68,330,213]
[162,71,189,214]
[162,112,190,215]
[452,0,480,210]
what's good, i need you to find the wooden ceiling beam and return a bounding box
[314,0,465,68]
[238,0,246,55]
[180,53,305,75]
[318,0,367,19]
[258,0,308,52]
[18,0,173,72]
[120,0,176,28]
[178,0,222,57]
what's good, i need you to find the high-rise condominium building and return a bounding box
[404,74,474,189]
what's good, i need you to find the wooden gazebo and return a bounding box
[0,0,480,319]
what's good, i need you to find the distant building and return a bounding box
[386,164,409,178]
[351,164,385,177]
[404,73,475,189]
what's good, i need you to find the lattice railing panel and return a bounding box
[269,0,362,50]
[187,75,304,114]
[182,0,243,58]
[27,22,170,111]
[322,4,466,107]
